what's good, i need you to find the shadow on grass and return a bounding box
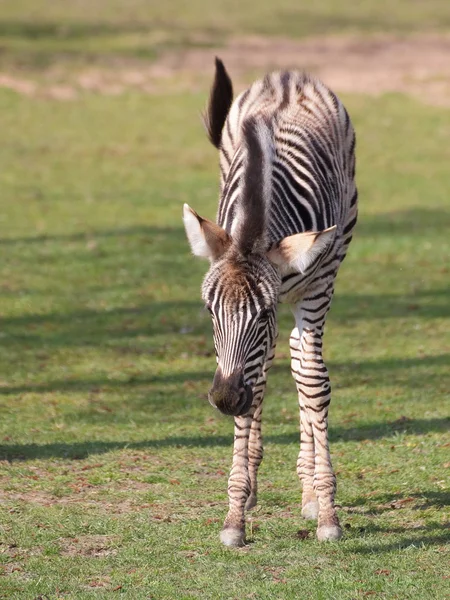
[2,209,449,246]
[2,353,447,396]
[0,371,213,396]
[266,8,450,37]
[0,301,211,345]
[0,225,181,246]
[321,353,450,391]
[342,490,450,553]
[331,287,450,321]
[277,416,450,444]
[350,530,450,554]
[355,207,450,237]
[0,19,223,68]
[0,20,151,40]
[0,416,448,461]
[0,218,448,352]
[1,296,449,351]
[349,490,450,513]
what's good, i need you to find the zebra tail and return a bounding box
[203,58,233,149]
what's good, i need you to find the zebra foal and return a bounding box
[183,59,357,546]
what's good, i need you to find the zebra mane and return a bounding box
[203,58,233,149]
[233,117,274,256]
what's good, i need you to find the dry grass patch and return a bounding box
[0,479,153,514]
[59,534,118,558]
[1,33,450,105]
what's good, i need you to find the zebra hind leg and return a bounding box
[293,303,342,542]
[299,408,320,520]
[290,327,319,520]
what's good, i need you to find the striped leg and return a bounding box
[290,327,318,519]
[220,347,274,546]
[220,398,265,546]
[245,401,263,511]
[245,345,275,511]
[292,296,342,542]
[220,412,253,547]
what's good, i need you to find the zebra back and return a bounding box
[213,71,357,261]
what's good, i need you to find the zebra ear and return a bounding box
[183,203,232,261]
[267,226,337,273]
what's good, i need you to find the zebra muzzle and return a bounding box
[208,370,253,417]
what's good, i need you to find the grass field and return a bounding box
[0,3,450,599]
[1,0,450,69]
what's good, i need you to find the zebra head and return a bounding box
[183,203,335,417]
[203,248,280,416]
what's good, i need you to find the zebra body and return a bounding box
[183,59,357,546]
[219,71,357,304]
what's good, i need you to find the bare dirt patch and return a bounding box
[59,534,117,557]
[0,542,43,559]
[1,34,450,105]
[0,479,152,514]
[160,33,450,106]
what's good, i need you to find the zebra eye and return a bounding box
[259,309,271,323]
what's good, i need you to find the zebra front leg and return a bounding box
[245,346,274,511]
[220,413,253,547]
[290,327,318,520]
[245,401,263,510]
[298,324,342,541]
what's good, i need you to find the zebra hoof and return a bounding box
[316,525,343,542]
[245,494,257,511]
[220,527,246,547]
[302,501,319,520]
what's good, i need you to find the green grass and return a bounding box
[0,86,449,598]
[1,0,450,68]
[0,2,450,594]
